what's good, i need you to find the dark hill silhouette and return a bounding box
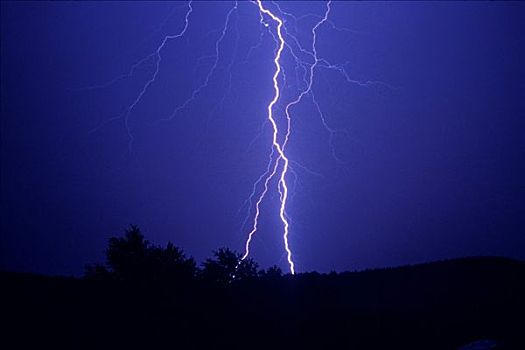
[2,228,524,349]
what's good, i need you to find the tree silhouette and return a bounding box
[147,242,196,282]
[259,265,283,280]
[200,248,258,284]
[84,263,112,280]
[87,226,291,286]
[86,225,196,283]
[106,225,150,280]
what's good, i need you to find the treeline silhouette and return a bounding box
[3,226,525,350]
[84,225,274,285]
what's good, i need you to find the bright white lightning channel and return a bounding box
[240,1,337,275]
[240,0,295,274]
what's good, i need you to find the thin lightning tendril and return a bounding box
[123,1,194,151]
[162,2,238,123]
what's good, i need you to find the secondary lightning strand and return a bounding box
[278,1,331,273]
[275,1,395,167]
[86,1,194,138]
[267,1,350,168]
[281,1,332,150]
[162,2,238,122]
[238,147,275,232]
[75,4,187,92]
[122,1,194,151]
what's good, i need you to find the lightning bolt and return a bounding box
[240,0,295,274]
[240,1,335,274]
[240,1,396,274]
[242,0,342,274]
[83,1,394,275]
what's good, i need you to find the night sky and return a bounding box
[1,1,524,276]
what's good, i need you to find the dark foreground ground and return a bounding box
[2,256,524,349]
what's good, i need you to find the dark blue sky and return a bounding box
[1,1,524,275]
